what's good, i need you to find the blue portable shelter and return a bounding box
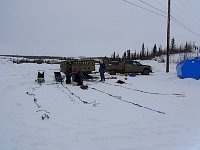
[176,57,200,80]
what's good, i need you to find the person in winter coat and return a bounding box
[71,68,77,82]
[99,60,106,81]
[76,70,83,85]
[65,62,72,84]
[72,68,83,86]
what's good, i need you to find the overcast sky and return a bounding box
[0,0,200,57]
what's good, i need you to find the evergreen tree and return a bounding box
[171,37,176,53]
[187,42,193,52]
[184,41,192,53]
[111,52,116,60]
[133,50,137,60]
[179,45,182,53]
[122,52,126,60]
[130,53,134,60]
[127,50,131,60]
[146,48,149,59]
[185,42,188,52]
[136,53,140,60]
[113,52,116,60]
[141,43,145,60]
[116,53,120,61]
[152,44,157,57]
[158,45,163,56]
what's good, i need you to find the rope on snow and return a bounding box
[102,82,185,97]
[89,87,165,115]
[61,83,99,106]
[26,86,50,119]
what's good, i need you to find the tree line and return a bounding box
[110,38,196,62]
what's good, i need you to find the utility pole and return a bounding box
[166,0,171,73]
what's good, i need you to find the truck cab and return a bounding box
[106,60,152,75]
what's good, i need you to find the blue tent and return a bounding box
[176,57,200,80]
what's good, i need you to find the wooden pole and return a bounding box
[166,0,171,73]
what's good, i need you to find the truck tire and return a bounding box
[142,69,150,75]
[110,70,116,75]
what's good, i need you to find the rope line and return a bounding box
[89,87,165,114]
[103,82,185,97]
[26,87,50,120]
[61,83,98,106]
[59,89,75,102]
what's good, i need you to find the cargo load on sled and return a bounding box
[60,59,95,75]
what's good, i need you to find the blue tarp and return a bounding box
[176,57,200,80]
[127,73,136,77]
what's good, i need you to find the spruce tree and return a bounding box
[123,52,126,60]
[152,44,157,57]
[171,37,176,54]
[141,43,145,60]
[127,50,131,60]
[158,45,163,56]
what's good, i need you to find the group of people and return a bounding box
[65,62,83,85]
[65,60,106,85]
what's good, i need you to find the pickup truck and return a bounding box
[106,60,152,75]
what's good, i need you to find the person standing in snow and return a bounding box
[71,68,83,86]
[99,60,106,81]
[76,70,83,85]
[65,62,72,84]
[71,68,77,82]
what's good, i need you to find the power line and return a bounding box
[171,1,200,37]
[137,0,200,33]
[181,0,200,21]
[122,0,166,18]
[122,0,200,38]
[171,1,200,31]
[137,0,167,15]
[152,0,166,9]
[171,17,200,37]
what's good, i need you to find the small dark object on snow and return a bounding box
[106,76,117,79]
[116,80,125,84]
[41,114,49,120]
[80,85,88,90]
[128,73,136,77]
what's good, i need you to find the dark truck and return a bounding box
[106,60,152,75]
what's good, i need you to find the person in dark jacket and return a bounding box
[99,60,106,81]
[76,70,83,85]
[65,62,72,84]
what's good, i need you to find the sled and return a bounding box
[54,72,64,82]
[37,70,45,83]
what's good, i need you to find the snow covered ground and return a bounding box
[0,56,200,150]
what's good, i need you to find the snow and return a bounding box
[0,56,200,150]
